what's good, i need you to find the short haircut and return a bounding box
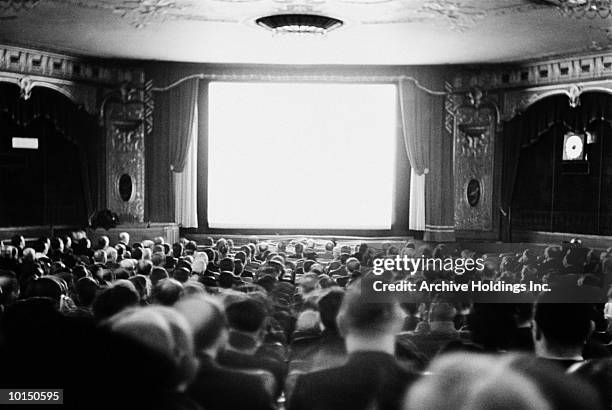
[153,278,184,306]
[219,257,235,273]
[226,299,266,333]
[318,289,345,332]
[92,280,139,321]
[534,292,593,347]
[346,257,361,273]
[172,243,184,258]
[337,277,403,336]
[173,267,191,283]
[175,295,227,351]
[150,267,169,286]
[76,276,99,307]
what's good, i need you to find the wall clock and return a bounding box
[562,132,585,161]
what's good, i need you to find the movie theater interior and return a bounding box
[2,1,612,409]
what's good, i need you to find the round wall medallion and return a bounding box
[466,179,481,207]
[118,174,133,202]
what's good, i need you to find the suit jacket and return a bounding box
[288,351,417,410]
[188,353,275,410]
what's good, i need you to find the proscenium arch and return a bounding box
[0,75,82,107]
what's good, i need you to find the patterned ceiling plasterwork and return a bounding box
[0,0,555,30]
[0,0,40,20]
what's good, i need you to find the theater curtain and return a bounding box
[147,70,199,222]
[500,92,612,240]
[174,105,199,228]
[168,78,199,172]
[398,79,429,231]
[0,84,99,224]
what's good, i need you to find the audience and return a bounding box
[0,233,611,409]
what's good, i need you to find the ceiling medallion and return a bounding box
[255,13,344,35]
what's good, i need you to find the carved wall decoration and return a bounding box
[102,82,146,223]
[452,87,498,231]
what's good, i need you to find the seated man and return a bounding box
[398,302,460,361]
[289,288,346,370]
[217,298,286,394]
[175,295,275,410]
[533,291,594,370]
[289,277,417,410]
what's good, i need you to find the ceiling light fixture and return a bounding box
[557,0,612,19]
[255,13,344,35]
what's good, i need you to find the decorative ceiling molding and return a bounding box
[0,0,41,19]
[1,0,557,30]
[362,0,553,31]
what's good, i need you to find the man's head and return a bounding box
[174,295,228,356]
[152,278,184,306]
[97,236,110,251]
[533,292,594,358]
[226,299,266,336]
[429,303,457,323]
[93,249,107,265]
[119,232,130,245]
[346,257,361,274]
[219,257,235,273]
[294,243,304,256]
[318,289,345,332]
[337,277,404,340]
[107,305,197,391]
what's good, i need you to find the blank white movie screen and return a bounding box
[207,81,397,229]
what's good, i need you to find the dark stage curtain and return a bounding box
[146,65,200,222]
[0,83,99,226]
[501,92,612,239]
[168,79,199,173]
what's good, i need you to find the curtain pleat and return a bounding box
[174,105,199,228]
[398,79,431,231]
[168,79,199,173]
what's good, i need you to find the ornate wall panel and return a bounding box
[452,88,498,232]
[450,50,612,238]
[103,87,146,224]
[0,44,147,224]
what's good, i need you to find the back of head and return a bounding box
[173,267,191,283]
[219,257,235,273]
[151,252,165,267]
[226,299,266,333]
[336,277,404,337]
[429,302,457,323]
[152,278,184,306]
[346,257,361,274]
[93,249,107,265]
[534,291,593,348]
[406,353,551,410]
[174,294,227,352]
[92,280,139,321]
[150,266,169,286]
[97,236,110,250]
[107,305,196,390]
[76,276,99,307]
[119,232,129,244]
[318,288,345,332]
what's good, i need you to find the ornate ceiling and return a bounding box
[0,0,607,64]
